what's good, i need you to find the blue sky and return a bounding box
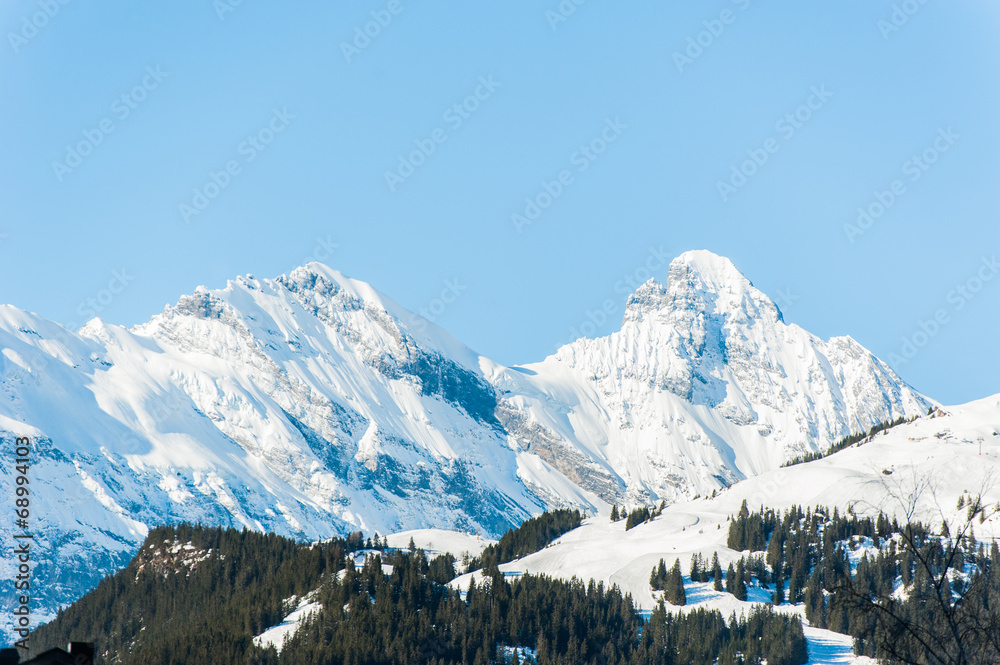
[1,1,997,404]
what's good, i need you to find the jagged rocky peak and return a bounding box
[277,263,364,305]
[622,250,783,325]
[622,279,668,323]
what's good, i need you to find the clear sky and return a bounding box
[1,1,997,404]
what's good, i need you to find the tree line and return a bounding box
[468,508,584,571]
[782,413,921,468]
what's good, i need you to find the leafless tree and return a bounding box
[837,471,1000,665]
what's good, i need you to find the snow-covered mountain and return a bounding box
[494,250,929,505]
[0,250,930,640]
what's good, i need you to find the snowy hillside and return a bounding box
[0,251,931,641]
[454,395,1000,605]
[452,396,1000,663]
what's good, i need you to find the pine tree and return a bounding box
[734,558,748,601]
[650,559,668,591]
[712,553,723,591]
[804,567,825,628]
[772,569,785,605]
[690,553,703,583]
[666,560,686,606]
[610,505,619,522]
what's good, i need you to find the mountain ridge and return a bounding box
[0,250,931,641]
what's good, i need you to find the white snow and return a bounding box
[252,594,321,653]
[385,528,495,558]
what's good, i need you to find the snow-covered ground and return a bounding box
[802,626,874,665]
[252,593,321,654]
[385,528,495,559]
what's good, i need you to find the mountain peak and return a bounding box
[621,250,783,325]
[671,249,745,279]
[667,250,757,298]
[670,250,782,324]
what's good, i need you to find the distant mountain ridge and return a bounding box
[0,250,929,640]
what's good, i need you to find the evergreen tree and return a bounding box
[713,552,724,591]
[29,521,815,665]
[734,558,748,601]
[649,559,668,591]
[624,506,652,531]
[804,566,826,628]
[772,569,785,605]
[690,553,703,583]
[666,559,686,606]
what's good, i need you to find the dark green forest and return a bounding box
[28,510,807,665]
[468,508,583,571]
[31,492,1000,665]
[726,499,1000,664]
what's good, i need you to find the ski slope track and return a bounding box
[0,250,932,640]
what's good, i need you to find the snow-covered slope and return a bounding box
[455,396,1000,606]
[494,250,930,505]
[383,529,495,560]
[452,396,1000,664]
[0,251,931,641]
